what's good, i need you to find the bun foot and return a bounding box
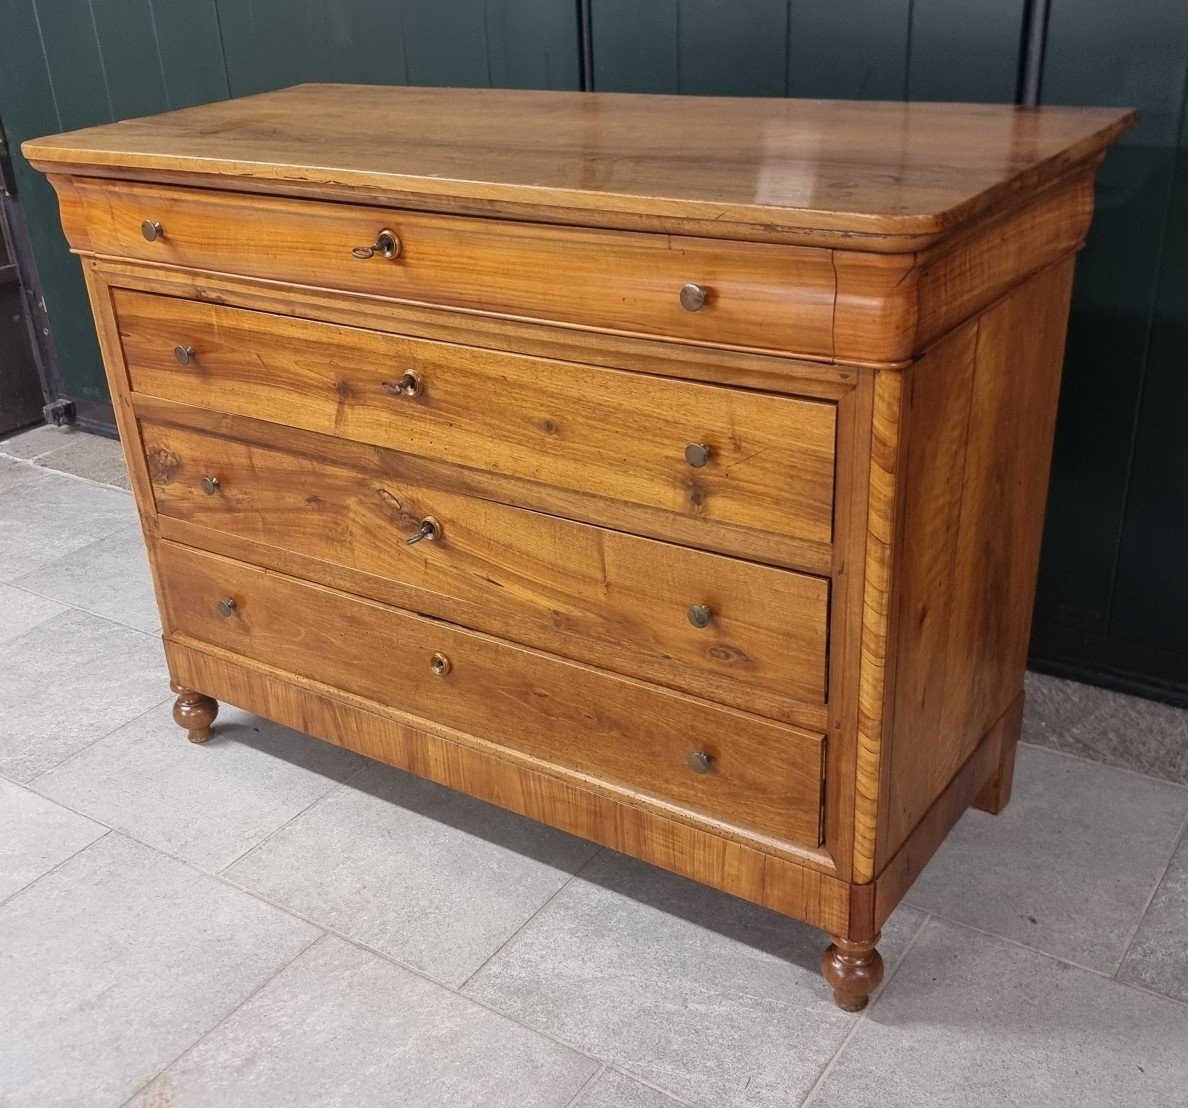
[822,933,884,1012]
[170,682,219,743]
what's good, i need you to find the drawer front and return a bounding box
[159,542,826,848]
[117,290,838,549]
[144,421,830,719]
[78,180,836,356]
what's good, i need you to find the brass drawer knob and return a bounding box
[405,516,441,545]
[352,228,401,260]
[684,442,711,468]
[381,370,424,398]
[216,597,237,618]
[200,475,221,496]
[430,652,452,676]
[141,219,163,242]
[688,750,713,774]
[687,604,712,628]
[174,345,196,366]
[680,283,707,312]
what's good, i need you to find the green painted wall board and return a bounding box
[1110,81,1188,653]
[1035,0,1188,639]
[786,1,910,100]
[907,0,1025,103]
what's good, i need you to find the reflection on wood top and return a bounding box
[23,84,1135,249]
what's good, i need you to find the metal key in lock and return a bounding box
[405,516,442,545]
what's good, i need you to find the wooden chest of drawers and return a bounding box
[26,86,1132,1010]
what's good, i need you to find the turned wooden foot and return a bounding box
[822,933,884,1012]
[170,682,219,743]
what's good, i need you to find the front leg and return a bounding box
[170,681,219,743]
[822,932,884,1011]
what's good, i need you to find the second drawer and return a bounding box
[143,420,830,722]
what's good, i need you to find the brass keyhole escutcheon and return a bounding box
[687,604,712,628]
[200,475,221,497]
[352,228,402,260]
[216,597,237,618]
[405,517,442,546]
[380,370,424,398]
[684,443,711,468]
[174,344,195,366]
[141,219,163,242]
[680,283,707,312]
[688,750,713,774]
[430,652,452,676]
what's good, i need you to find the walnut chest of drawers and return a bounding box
[26,86,1132,1009]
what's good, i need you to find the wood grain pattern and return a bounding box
[142,419,831,719]
[167,636,852,926]
[80,179,837,357]
[131,391,836,577]
[86,255,856,395]
[880,260,1076,858]
[25,87,1129,1007]
[850,368,908,885]
[115,289,838,549]
[159,540,828,851]
[23,84,1134,250]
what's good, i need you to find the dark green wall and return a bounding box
[1,0,1185,680]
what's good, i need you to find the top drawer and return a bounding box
[71,179,837,357]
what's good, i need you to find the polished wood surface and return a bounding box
[142,419,831,719]
[23,85,1133,250]
[160,540,827,850]
[117,290,838,550]
[77,180,838,356]
[30,85,1128,1011]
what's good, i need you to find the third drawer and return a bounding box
[142,420,830,724]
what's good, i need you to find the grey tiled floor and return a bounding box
[2,425,1187,1108]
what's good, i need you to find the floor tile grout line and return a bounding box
[560,1062,606,1108]
[23,691,176,788]
[800,911,933,1107]
[1018,737,1188,794]
[1109,808,1188,980]
[903,908,1188,1012]
[115,930,328,1108]
[0,828,114,910]
[211,866,634,1071]
[457,846,604,993]
[213,760,375,875]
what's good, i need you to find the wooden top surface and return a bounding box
[24,84,1134,249]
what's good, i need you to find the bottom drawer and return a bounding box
[159,541,826,849]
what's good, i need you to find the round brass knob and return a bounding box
[684,443,711,468]
[405,517,442,546]
[687,604,712,628]
[352,228,401,260]
[380,370,423,398]
[200,475,221,497]
[141,220,163,242]
[688,750,713,774]
[216,597,237,618]
[680,283,707,312]
[430,652,452,676]
[174,345,195,366]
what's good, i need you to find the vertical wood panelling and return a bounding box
[400,1,495,88]
[320,1,410,87]
[89,0,170,119]
[148,0,229,108]
[592,1,678,93]
[1110,90,1188,654]
[0,1,106,400]
[1034,1,1188,642]
[678,1,787,97]
[786,1,910,100]
[907,0,1025,103]
[485,0,580,90]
